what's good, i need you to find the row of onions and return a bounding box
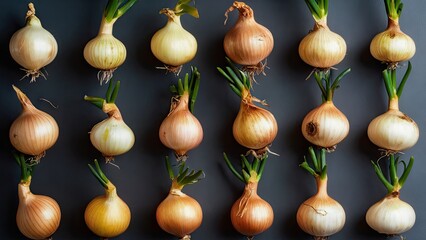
[218,2,277,238]
[366,0,417,238]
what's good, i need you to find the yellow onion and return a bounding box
[366,192,415,235]
[367,99,418,152]
[156,188,203,239]
[297,176,346,238]
[233,100,278,155]
[299,20,346,69]
[10,85,59,162]
[89,103,135,162]
[151,10,197,73]
[223,1,274,71]
[159,68,203,161]
[9,3,58,82]
[301,101,349,150]
[85,160,131,238]
[231,182,274,238]
[17,182,61,240]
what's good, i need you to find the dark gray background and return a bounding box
[0,0,425,239]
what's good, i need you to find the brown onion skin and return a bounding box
[233,101,278,151]
[230,182,273,237]
[17,183,61,240]
[224,2,274,66]
[10,86,59,157]
[156,189,203,238]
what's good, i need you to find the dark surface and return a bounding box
[0,1,425,239]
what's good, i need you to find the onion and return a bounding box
[10,85,59,162]
[299,1,346,69]
[85,81,135,163]
[367,154,415,236]
[224,154,274,239]
[218,58,278,157]
[156,157,204,239]
[223,1,274,74]
[84,0,137,84]
[151,1,199,74]
[9,3,58,82]
[15,153,61,240]
[302,68,351,151]
[302,101,349,150]
[367,63,418,153]
[298,147,346,239]
[85,160,131,238]
[370,0,415,65]
[159,68,203,161]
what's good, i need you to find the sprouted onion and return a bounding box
[85,80,135,163]
[9,3,58,82]
[299,0,347,69]
[223,153,273,239]
[10,85,59,163]
[85,159,131,238]
[151,0,199,74]
[156,156,204,240]
[367,62,418,153]
[297,147,345,240]
[218,58,278,157]
[84,0,137,85]
[370,0,415,67]
[366,154,415,236]
[223,1,274,76]
[301,68,351,151]
[15,153,61,240]
[159,67,203,162]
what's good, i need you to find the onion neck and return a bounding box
[171,92,190,113]
[13,85,37,112]
[105,182,118,200]
[103,103,123,120]
[99,18,115,35]
[315,176,329,198]
[314,18,329,31]
[388,97,399,111]
[18,182,32,202]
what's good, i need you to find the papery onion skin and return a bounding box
[10,86,59,158]
[223,2,274,67]
[156,189,203,238]
[301,101,349,149]
[366,193,415,235]
[230,182,273,237]
[85,188,131,238]
[17,183,61,240]
[233,102,278,152]
[90,117,135,159]
[367,109,418,152]
[159,94,203,157]
[299,22,346,69]
[151,16,197,67]
[9,3,58,79]
[370,19,416,63]
[297,177,345,238]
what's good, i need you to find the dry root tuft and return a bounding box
[156,64,183,76]
[97,69,116,85]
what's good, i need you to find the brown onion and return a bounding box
[223,1,274,71]
[10,85,59,162]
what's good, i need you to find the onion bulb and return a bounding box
[85,159,131,238]
[84,0,137,84]
[368,63,418,153]
[159,68,203,161]
[367,154,415,236]
[85,81,135,163]
[224,153,274,239]
[10,85,59,163]
[9,3,58,82]
[299,1,346,69]
[156,157,204,239]
[15,153,61,240]
[218,58,278,157]
[370,0,415,65]
[298,147,346,239]
[302,68,351,151]
[151,1,199,74]
[223,1,274,74]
